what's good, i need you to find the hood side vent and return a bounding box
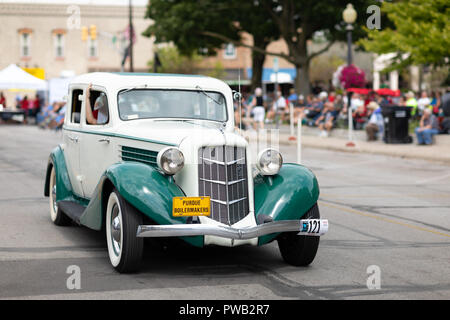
[120,146,158,167]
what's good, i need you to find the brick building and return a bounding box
[0,0,153,79]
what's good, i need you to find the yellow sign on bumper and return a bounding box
[172,197,211,217]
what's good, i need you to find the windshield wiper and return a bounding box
[120,84,149,95]
[195,85,222,105]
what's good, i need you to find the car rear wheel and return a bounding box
[106,189,143,273]
[49,166,71,226]
[277,203,321,266]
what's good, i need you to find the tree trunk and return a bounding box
[251,51,265,92]
[295,63,311,96]
[250,37,268,92]
[293,36,311,96]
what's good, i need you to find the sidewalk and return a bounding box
[242,124,450,164]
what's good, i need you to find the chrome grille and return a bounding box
[198,146,249,225]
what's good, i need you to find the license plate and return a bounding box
[172,197,211,217]
[299,219,329,236]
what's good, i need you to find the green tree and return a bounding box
[262,0,376,94]
[143,1,239,56]
[205,61,226,80]
[144,0,375,94]
[310,55,345,84]
[199,0,376,94]
[148,47,202,74]
[360,0,450,71]
[234,1,280,91]
[143,0,279,91]
[148,46,226,79]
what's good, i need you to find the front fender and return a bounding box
[80,162,204,248]
[254,163,320,245]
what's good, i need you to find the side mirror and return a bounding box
[232,91,242,101]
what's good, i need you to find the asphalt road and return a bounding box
[0,125,449,300]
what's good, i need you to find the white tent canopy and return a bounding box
[0,64,47,90]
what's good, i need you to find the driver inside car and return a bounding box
[86,83,108,125]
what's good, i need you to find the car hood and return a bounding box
[115,119,246,147]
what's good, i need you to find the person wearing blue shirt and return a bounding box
[288,88,298,104]
[365,102,384,141]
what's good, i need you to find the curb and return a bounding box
[244,133,450,164]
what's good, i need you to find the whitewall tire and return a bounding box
[106,189,143,273]
[49,166,71,226]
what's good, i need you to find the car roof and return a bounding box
[70,72,231,93]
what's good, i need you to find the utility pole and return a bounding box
[128,0,134,72]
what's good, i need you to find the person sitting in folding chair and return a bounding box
[415,108,439,145]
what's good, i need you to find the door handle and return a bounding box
[98,138,110,144]
[68,135,79,143]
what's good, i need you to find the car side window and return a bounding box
[87,90,109,125]
[70,89,83,124]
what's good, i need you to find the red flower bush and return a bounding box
[339,64,366,89]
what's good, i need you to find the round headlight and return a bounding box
[257,148,283,176]
[157,147,184,175]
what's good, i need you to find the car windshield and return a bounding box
[117,89,228,122]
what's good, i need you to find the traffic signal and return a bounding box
[81,26,88,41]
[89,25,97,40]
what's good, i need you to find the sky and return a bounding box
[0,0,149,6]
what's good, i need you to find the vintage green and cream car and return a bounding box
[44,72,328,273]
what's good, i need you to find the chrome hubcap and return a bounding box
[110,204,121,256]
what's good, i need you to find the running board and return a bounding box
[57,200,86,224]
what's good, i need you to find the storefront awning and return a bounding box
[247,68,296,83]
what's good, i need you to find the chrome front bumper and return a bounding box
[136,219,328,240]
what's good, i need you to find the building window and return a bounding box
[54,33,65,58]
[88,38,98,58]
[223,43,236,59]
[20,32,31,58]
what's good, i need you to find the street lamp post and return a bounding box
[343,4,357,63]
[343,3,357,147]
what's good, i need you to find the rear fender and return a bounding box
[44,146,75,202]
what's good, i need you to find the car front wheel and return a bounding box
[106,189,143,273]
[277,203,321,266]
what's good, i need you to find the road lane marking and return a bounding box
[320,201,450,239]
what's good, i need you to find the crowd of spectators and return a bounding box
[36,101,66,130]
[2,88,448,144]
[235,87,447,145]
[0,91,66,129]
[0,92,42,122]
